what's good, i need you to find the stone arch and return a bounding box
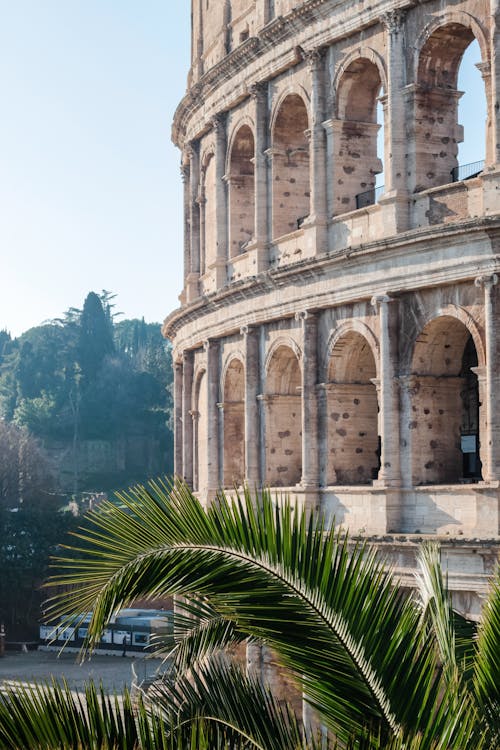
[325,319,380,381]
[409,312,484,485]
[270,92,311,238]
[332,55,384,214]
[403,304,485,373]
[227,123,255,257]
[199,149,217,275]
[413,13,489,83]
[331,48,388,116]
[264,343,302,486]
[265,336,302,378]
[192,367,208,493]
[226,114,256,171]
[325,329,379,485]
[413,16,489,190]
[221,355,245,487]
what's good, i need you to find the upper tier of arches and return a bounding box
[180,11,495,300]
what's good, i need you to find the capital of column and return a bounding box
[476,61,491,82]
[380,9,406,34]
[305,47,325,73]
[211,113,225,134]
[216,402,225,412]
[189,409,200,422]
[294,310,316,323]
[249,81,267,102]
[180,163,190,183]
[240,324,257,337]
[182,350,194,365]
[371,293,393,309]
[475,273,498,291]
[397,374,419,396]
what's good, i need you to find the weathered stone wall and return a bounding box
[166,0,500,629]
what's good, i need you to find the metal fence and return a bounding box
[355,185,385,209]
[451,160,484,182]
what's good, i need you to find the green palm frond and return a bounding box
[147,654,306,750]
[151,596,246,672]
[472,565,500,746]
[415,542,476,679]
[45,480,445,745]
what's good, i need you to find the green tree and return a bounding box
[78,292,115,383]
[0,483,495,749]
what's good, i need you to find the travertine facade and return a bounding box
[163,0,500,615]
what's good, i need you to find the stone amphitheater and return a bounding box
[163,0,500,616]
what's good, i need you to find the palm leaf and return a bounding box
[147,654,307,750]
[45,481,448,745]
[472,565,500,747]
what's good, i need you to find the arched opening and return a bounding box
[457,40,486,170]
[410,316,482,484]
[271,95,310,238]
[414,25,486,190]
[222,358,245,486]
[326,331,379,485]
[193,371,208,493]
[200,153,217,275]
[264,345,302,486]
[335,58,383,212]
[228,125,255,257]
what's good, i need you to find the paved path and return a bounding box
[0,650,164,694]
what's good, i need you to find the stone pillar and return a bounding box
[195,0,204,80]
[241,325,261,487]
[475,274,499,481]
[304,50,327,252]
[205,339,220,499]
[379,10,409,231]
[397,375,417,488]
[182,351,194,487]
[296,311,319,491]
[217,402,225,488]
[250,82,269,271]
[212,115,229,287]
[173,359,183,478]
[380,10,407,194]
[187,143,201,302]
[371,294,401,487]
[181,161,191,294]
[322,119,338,222]
[490,0,500,167]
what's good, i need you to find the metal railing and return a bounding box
[451,160,484,183]
[355,185,385,210]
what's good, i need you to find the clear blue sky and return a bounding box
[1,2,190,336]
[0,7,484,338]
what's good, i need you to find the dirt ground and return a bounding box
[0,649,165,694]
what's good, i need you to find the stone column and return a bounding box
[371,294,401,486]
[475,274,499,481]
[173,359,183,478]
[181,161,191,294]
[397,375,417,488]
[305,50,328,251]
[379,10,409,230]
[217,402,225,487]
[380,10,407,193]
[187,142,201,302]
[296,311,319,492]
[490,0,500,167]
[242,325,261,486]
[182,351,194,487]
[194,0,204,80]
[212,114,229,287]
[205,339,220,499]
[250,82,269,271]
